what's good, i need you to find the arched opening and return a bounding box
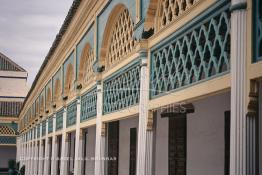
[100,4,136,69]
[78,43,95,86]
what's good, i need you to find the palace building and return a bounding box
[0,52,28,172]
[16,0,262,175]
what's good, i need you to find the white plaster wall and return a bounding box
[0,146,17,168]
[154,92,230,175]
[118,116,138,175]
[0,77,28,97]
[85,126,96,175]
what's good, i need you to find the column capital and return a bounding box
[230,2,247,12]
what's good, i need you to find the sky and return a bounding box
[0,0,73,86]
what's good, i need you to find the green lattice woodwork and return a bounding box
[66,101,77,127]
[56,109,63,131]
[150,4,230,98]
[48,117,53,133]
[254,0,262,62]
[81,87,97,121]
[103,60,141,114]
[0,136,16,144]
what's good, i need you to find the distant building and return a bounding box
[0,52,28,171]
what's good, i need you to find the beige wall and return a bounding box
[84,126,96,175]
[118,117,138,175]
[0,70,28,98]
[154,92,230,175]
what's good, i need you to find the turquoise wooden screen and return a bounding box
[48,116,53,133]
[0,136,16,144]
[150,2,230,98]
[81,87,97,121]
[254,0,262,62]
[56,109,63,131]
[103,60,141,114]
[66,101,77,127]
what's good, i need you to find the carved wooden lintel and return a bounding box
[79,129,84,140]
[247,80,259,117]
[65,133,70,142]
[101,122,107,137]
[147,110,154,131]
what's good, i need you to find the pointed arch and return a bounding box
[100,4,136,69]
[78,43,95,86]
[64,63,74,97]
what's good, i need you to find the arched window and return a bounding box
[78,43,95,86]
[64,63,74,97]
[101,5,136,69]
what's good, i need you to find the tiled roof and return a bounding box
[0,52,26,72]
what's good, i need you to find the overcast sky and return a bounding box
[0,0,73,86]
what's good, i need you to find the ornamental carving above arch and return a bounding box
[100,4,136,70]
[40,96,44,115]
[78,43,95,87]
[46,87,51,111]
[54,78,62,105]
[64,63,75,98]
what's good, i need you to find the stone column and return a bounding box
[25,133,30,175]
[30,130,35,175]
[136,51,153,175]
[60,108,69,175]
[51,114,57,175]
[94,82,105,175]
[33,141,38,175]
[74,98,83,175]
[230,1,247,175]
[38,122,44,175]
[44,119,49,175]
